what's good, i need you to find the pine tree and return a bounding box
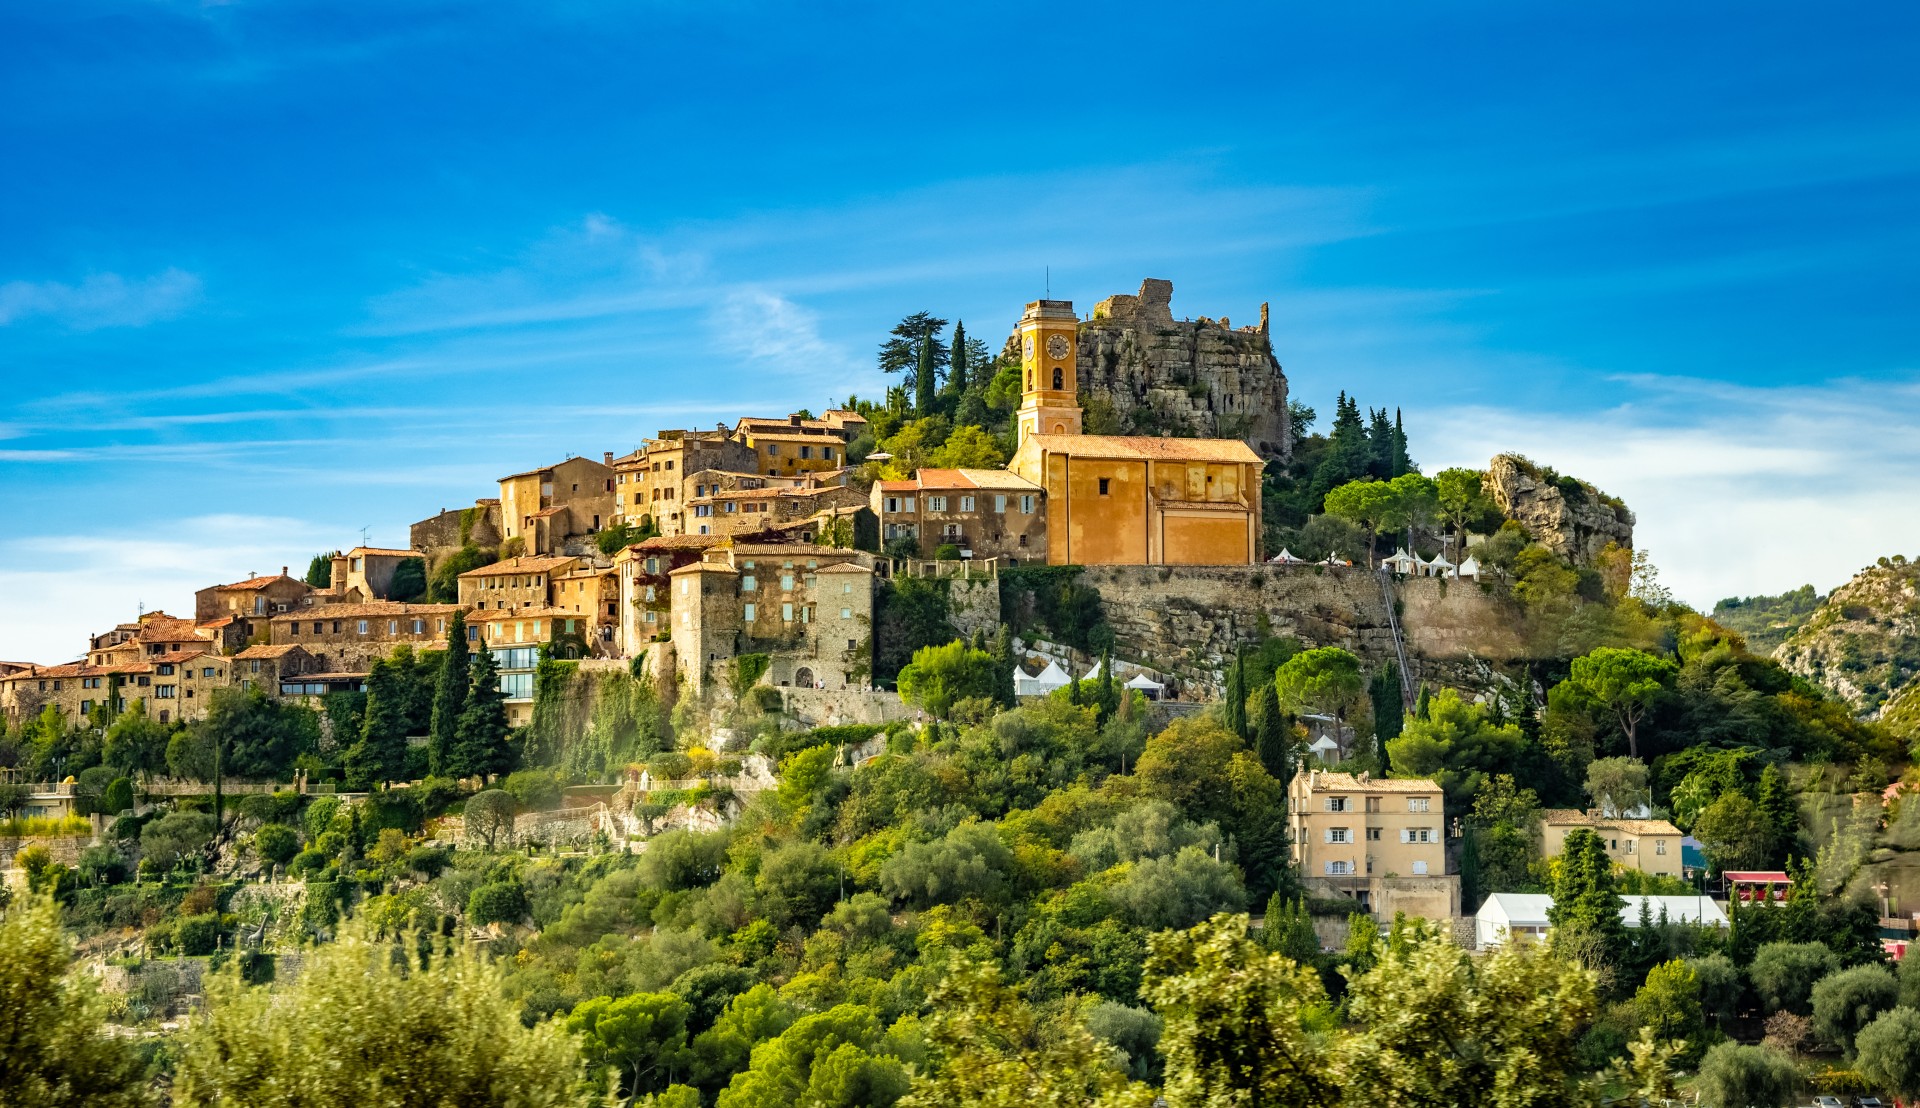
[455,645,513,780]
[428,612,470,777]
[1310,392,1371,507]
[345,658,409,789]
[947,319,969,397]
[1366,407,1396,479]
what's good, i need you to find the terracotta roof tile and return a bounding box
[210,573,306,592]
[1299,771,1441,794]
[237,644,310,659]
[269,601,463,619]
[348,547,417,559]
[458,555,577,578]
[1022,434,1263,464]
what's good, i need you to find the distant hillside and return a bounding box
[1712,584,1824,654]
[1775,557,1920,729]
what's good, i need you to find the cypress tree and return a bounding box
[1366,406,1396,479]
[1369,662,1404,757]
[1392,408,1413,476]
[1756,764,1798,864]
[947,319,968,397]
[915,334,936,415]
[345,658,409,789]
[1097,647,1117,724]
[454,645,513,780]
[990,625,1016,708]
[428,612,470,777]
[1249,682,1288,781]
[1224,648,1248,740]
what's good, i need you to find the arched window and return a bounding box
[1052,367,1064,390]
[1026,369,1032,390]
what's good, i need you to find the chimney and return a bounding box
[281,566,288,577]
[789,414,801,426]
[247,571,256,580]
[603,451,613,465]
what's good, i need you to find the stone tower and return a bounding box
[1015,299,1082,444]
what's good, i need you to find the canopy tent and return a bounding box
[1307,734,1342,763]
[1477,892,1727,948]
[1423,553,1456,577]
[1123,672,1165,699]
[1014,659,1071,697]
[1080,658,1108,683]
[1380,549,1418,574]
[1457,555,1482,579]
[1269,548,1305,564]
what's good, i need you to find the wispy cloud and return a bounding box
[0,268,203,329]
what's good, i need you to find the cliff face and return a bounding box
[1002,279,1292,460]
[1774,557,1920,724]
[1484,454,1634,563]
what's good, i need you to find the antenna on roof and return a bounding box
[360,525,371,547]
[1045,266,1050,298]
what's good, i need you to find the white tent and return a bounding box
[1620,895,1728,929]
[1457,555,1482,579]
[1380,548,1418,574]
[1269,547,1305,564]
[1124,672,1165,699]
[1476,893,1554,948]
[1307,734,1342,763]
[1014,659,1071,697]
[1080,658,1108,683]
[1425,553,1456,578]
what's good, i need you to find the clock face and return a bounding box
[1023,337,1034,358]
[1047,334,1071,361]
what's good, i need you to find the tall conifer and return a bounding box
[428,612,470,776]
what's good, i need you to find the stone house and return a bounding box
[498,455,617,554]
[267,601,464,673]
[194,568,315,624]
[409,499,503,553]
[871,468,1046,561]
[1289,769,1459,921]
[552,565,620,656]
[465,608,592,726]
[733,412,864,478]
[612,429,758,536]
[687,484,867,539]
[614,535,721,657]
[1539,809,1684,879]
[312,547,421,603]
[457,555,581,613]
[232,644,319,695]
[668,544,876,693]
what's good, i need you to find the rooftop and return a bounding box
[348,547,417,559]
[1540,809,1683,836]
[458,555,578,578]
[269,601,463,619]
[1297,770,1441,794]
[1021,433,1263,464]
[209,572,305,592]
[236,644,310,659]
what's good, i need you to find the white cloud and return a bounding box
[709,288,852,371]
[0,268,203,329]
[1418,376,1920,609]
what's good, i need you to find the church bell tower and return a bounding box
[1015,299,1082,444]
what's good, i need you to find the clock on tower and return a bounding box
[1015,298,1082,444]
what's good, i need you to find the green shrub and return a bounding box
[468,881,529,926]
[175,913,222,956]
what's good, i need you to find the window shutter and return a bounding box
[1400,829,1411,844]
[1323,829,1333,844]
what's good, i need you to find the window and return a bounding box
[995,494,1007,512]
[780,574,794,591]
[412,619,426,633]
[1655,840,1667,855]
[1326,828,1350,844]
[1325,797,1348,812]
[840,607,852,619]
[158,664,175,676]
[1400,829,1436,844]
[202,667,216,678]
[823,447,833,460]
[1098,478,1110,495]
[250,660,262,673]
[313,621,323,634]
[1325,861,1353,875]
[929,496,946,512]
[767,444,779,456]
[1053,367,1064,389]
[1412,860,1429,875]
[781,602,794,621]
[744,603,757,621]
[1366,827,1382,841]
[843,582,853,594]
[800,446,812,459]
[960,495,974,511]
[1408,797,1431,812]
[1365,796,1381,813]
[742,575,757,592]
[1020,494,1035,513]
[357,620,369,635]
[1625,840,1637,854]
[156,684,176,698]
[902,496,915,511]
[331,621,341,634]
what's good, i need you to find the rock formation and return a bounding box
[1484,454,1634,563]
[1775,556,1920,723]
[1002,278,1292,460]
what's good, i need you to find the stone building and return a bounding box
[1289,768,1459,922]
[410,500,503,554]
[457,555,581,612]
[194,568,315,623]
[498,455,617,554]
[614,535,722,657]
[232,644,320,694]
[1005,298,1264,566]
[266,601,464,673]
[551,565,620,656]
[734,411,865,477]
[687,483,867,539]
[466,608,591,726]
[667,544,876,693]
[871,468,1046,561]
[1539,809,1683,879]
[612,429,758,536]
[315,547,422,603]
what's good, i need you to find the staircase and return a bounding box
[1375,569,1416,711]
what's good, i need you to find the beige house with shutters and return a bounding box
[1289,769,1459,921]
[1539,810,1685,878]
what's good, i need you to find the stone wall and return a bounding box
[1078,564,1528,692]
[945,577,1002,640]
[777,686,917,728]
[1002,279,1292,461]
[410,501,501,553]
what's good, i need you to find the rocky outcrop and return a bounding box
[1484,454,1634,563]
[1002,279,1292,460]
[1775,556,1920,720]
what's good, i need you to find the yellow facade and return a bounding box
[1004,297,1262,566]
[1540,810,1684,878]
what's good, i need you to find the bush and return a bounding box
[499,769,563,812]
[468,881,529,927]
[254,824,301,869]
[174,913,223,957]
[648,753,693,781]
[101,777,135,817]
[77,845,131,886]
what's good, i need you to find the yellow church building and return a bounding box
[1006,299,1264,565]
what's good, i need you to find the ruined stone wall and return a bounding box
[1078,564,1528,691]
[1000,279,1292,460]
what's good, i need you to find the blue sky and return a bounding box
[2,1,1916,659]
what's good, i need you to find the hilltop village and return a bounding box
[7,281,1920,1108]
